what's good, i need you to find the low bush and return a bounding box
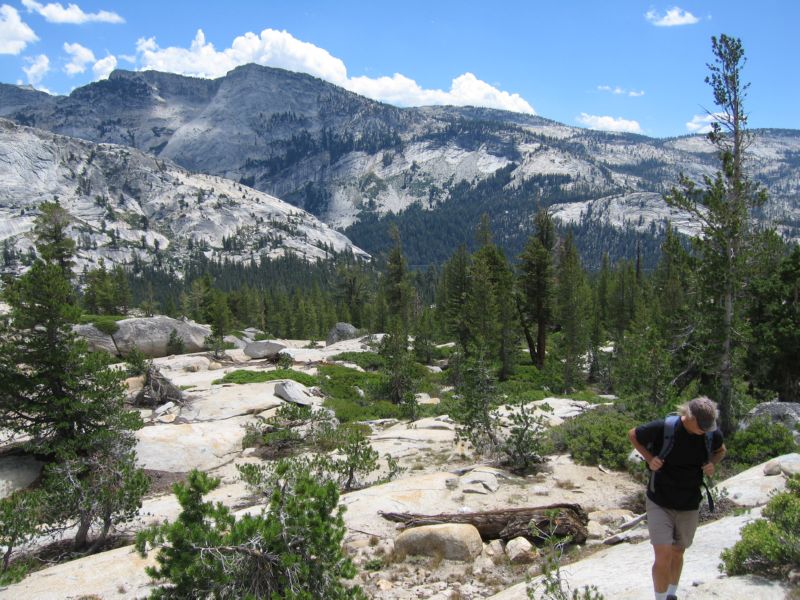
[92,316,121,336]
[725,416,798,469]
[550,406,638,471]
[721,474,800,581]
[329,351,385,370]
[125,348,149,376]
[137,468,365,599]
[323,397,401,422]
[165,329,185,355]
[212,368,318,387]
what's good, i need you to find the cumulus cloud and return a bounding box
[645,6,699,27]
[135,29,535,114]
[63,41,94,74]
[686,112,724,134]
[577,113,643,134]
[92,54,116,79]
[21,0,123,24]
[23,53,49,85]
[0,4,38,54]
[598,84,645,97]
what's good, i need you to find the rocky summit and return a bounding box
[1,65,799,267]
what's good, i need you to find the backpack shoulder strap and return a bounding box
[658,414,681,460]
[704,431,714,462]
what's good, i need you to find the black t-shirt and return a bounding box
[635,418,724,510]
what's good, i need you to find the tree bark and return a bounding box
[380,503,588,545]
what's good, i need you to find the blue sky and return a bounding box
[0,0,797,138]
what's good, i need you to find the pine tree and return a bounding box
[518,209,556,367]
[665,35,767,433]
[439,244,471,350]
[555,230,590,392]
[0,202,146,551]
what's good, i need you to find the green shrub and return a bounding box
[551,407,637,471]
[726,416,798,468]
[92,316,121,336]
[329,351,385,370]
[78,313,125,325]
[501,402,552,474]
[125,347,149,376]
[721,474,800,581]
[275,352,293,369]
[317,364,382,403]
[165,329,185,355]
[322,397,401,422]
[137,468,365,599]
[212,369,318,387]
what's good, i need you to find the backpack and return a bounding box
[648,414,716,512]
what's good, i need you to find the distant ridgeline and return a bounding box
[0,64,798,270]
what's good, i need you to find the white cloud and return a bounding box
[135,29,535,114]
[577,113,643,134]
[21,0,123,24]
[645,6,699,27]
[686,112,724,134]
[92,54,116,79]
[23,53,49,85]
[63,41,94,74]
[598,84,645,97]
[0,4,38,54]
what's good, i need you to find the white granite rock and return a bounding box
[0,454,42,499]
[505,537,537,564]
[135,416,250,472]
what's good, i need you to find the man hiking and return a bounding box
[628,396,726,600]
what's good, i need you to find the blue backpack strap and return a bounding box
[704,430,716,512]
[649,415,679,495]
[658,415,681,460]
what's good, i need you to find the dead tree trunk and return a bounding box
[134,365,184,408]
[380,503,588,545]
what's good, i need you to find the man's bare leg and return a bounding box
[652,544,673,596]
[667,545,685,596]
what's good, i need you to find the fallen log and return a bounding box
[380,503,589,545]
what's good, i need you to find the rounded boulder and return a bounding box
[394,523,483,562]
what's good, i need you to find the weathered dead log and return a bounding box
[134,365,184,407]
[380,503,589,545]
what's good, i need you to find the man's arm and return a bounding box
[628,427,663,472]
[703,444,726,477]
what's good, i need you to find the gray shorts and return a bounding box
[646,496,699,548]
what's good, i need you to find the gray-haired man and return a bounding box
[627,397,727,600]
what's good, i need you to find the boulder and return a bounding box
[76,316,210,358]
[0,454,43,499]
[73,323,118,354]
[765,452,800,476]
[223,335,247,349]
[394,523,483,561]
[739,401,800,442]
[116,316,210,357]
[243,340,285,359]
[274,380,320,407]
[326,322,359,346]
[505,536,537,564]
